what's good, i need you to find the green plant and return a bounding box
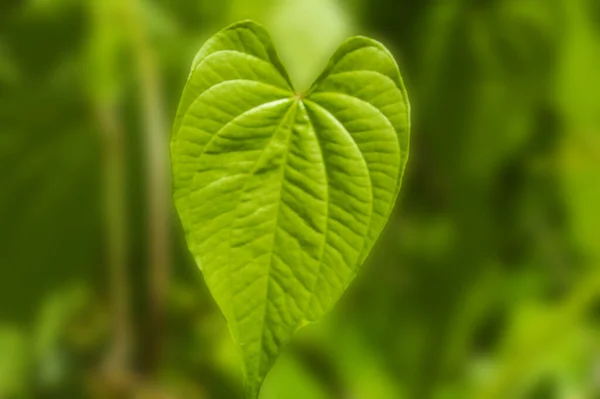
[170,20,410,398]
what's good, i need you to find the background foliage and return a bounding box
[1,0,599,398]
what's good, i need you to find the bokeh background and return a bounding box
[1,0,600,398]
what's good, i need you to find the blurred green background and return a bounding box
[1,0,600,398]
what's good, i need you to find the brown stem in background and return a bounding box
[97,101,133,381]
[89,0,133,382]
[121,0,171,376]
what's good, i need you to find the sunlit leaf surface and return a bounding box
[171,20,410,398]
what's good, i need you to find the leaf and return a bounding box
[171,20,410,398]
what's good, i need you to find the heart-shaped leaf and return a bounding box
[171,20,410,398]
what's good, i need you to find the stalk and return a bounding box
[120,0,171,375]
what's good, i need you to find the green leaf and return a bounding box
[171,20,410,398]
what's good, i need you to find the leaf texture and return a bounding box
[171,20,410,398]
